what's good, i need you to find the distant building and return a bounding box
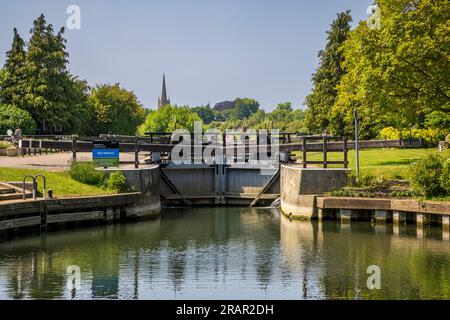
[158,74,171,109]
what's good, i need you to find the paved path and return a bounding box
[0,152,148,171]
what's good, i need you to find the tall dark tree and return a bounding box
[22,14,74,133]
[305,11,353,134]
[0,28,26,106]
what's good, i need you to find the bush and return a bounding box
[69,161,104,186]
[410,154,446,198]
[0,104,37,135]
[441,158,450,194]
[379,127,446,145]
[346,172,389,189]
[0,141,11,149]
[107,171,127,192]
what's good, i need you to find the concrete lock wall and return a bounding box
[102,165,161,219]
[281,164,349,220]
[160,164,280,206]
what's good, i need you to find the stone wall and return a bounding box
[281,164,348,219]
[102,165,161,219]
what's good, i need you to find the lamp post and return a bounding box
[354,109,360,180]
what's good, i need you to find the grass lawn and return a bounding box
[0,168,114,197]
[296,148,438,179]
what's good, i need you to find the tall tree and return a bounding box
[332,0,450,138]
[22,14,73,133]
[0,28,26,106]
[305,11,353,134]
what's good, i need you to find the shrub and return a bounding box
[379,127,446,145]
[346,172,389,189]
[107,171,127,192]
[0,104,37,135]
[69,161,104,186]
[410,154,446,198]
[441,158,450,194]
[0,141,11,149]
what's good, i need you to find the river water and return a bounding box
[0,207,449,300]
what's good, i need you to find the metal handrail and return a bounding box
[22,175,36,200]
[34,174,47,200]
[22,174,47,200]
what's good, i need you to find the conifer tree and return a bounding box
[305,11,353,134]
[0,28,26,106]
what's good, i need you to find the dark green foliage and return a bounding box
[305,11,353,134]
[0,103,36,134]
[69,161,105,186]
[0,15,143,136]
[192,106,216,124]
[0,28,26,106]
[230,98,260,120]
[0,15,97,134]
[441,158,450,194]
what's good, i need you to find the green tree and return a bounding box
[21,14,74,133]
[0,15,95,135]
[305,11,353,134]
[192,105,216,124]
[333,0,450,137]
[0,103,37,134]
[138,104,202,133]
[89,84,145,135]
[65,78,96,135]
[230,98,260,120]
[0,28,26,106]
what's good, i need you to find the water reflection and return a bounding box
[0,208,449,300]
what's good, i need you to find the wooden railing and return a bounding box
[12,133,424,169]
[299,136,348,169]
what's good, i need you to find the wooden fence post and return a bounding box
[72,136,77,162]
[343,137,348,169]
[134,137,139,169]
[302,137,307,168]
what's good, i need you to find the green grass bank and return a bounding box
[297,148,437,179]
[0,167,114,197]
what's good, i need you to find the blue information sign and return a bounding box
[92,141,120,167]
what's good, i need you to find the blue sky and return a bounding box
[0,0,373,110]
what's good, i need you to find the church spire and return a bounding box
[158,73,170,109]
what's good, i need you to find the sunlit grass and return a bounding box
[295,148,438,179]
[0,167,114,197]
